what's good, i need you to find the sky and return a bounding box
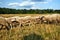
[0,0,60,9]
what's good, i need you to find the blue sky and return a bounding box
[0,0,60,9]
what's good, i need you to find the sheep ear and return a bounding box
[40,16,44,20]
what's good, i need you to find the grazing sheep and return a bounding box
[0,17,11,30]
[40,15,53,23]
[18,16,32,27]
[35,16,41,24]
[52,14,60,23]
[5,16,20,28]
[30,16,41,24]
[40,14,60,24]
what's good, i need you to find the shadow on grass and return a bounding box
[23,33,44,40]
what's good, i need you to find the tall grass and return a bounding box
[0,23,60,40]
[0,14,60,40]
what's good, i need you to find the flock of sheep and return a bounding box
[0,14,60,30]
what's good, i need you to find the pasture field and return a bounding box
[0,14,47,17]
[0,14,60,40]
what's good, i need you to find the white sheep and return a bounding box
[40,14,60,24]
[0,17,10,30]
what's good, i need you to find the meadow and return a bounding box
[0,14,60,40]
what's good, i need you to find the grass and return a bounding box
[0,14,60,40]
[0,14,47,17]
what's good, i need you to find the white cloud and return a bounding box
[8,1,35,6]
[8,1,35,9]
[8,0,52,6]
[19,1,35,6]
[7,0,53,9]
[31,6,39,9]
[8,3,19,6]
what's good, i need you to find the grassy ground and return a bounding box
[0,14,60,40]
[0,14,47,17]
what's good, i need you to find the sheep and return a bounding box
[6,16,32,27]
[35,16,42,24]
[49,14,60,23]
[40,15,54,24]
[40,14,60,24]
[18,16,32,27]
[0,17,11,30]
[29,16,41,24]
[53,14,60,23]
[5,16,20,28]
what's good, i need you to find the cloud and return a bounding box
[8,1,35,6]
[23,0,53,2]
[8,1,35,8]
[20,5,33,8]
[8,3,19,6]
[23,0,52,4]
[8,0,53,9]
[19,1,35,6]
[32,0,45,2]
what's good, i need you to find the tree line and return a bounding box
[0,7,60,14]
